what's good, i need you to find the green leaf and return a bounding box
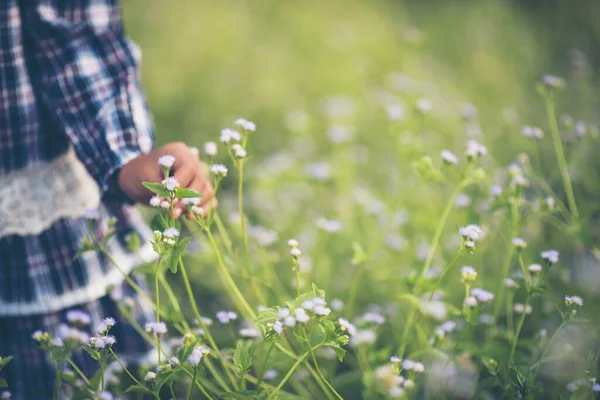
[0,356,14,369]
[233,343,253,378]
[164,236,191,274]
[125,384,154,395]
[0,378,7,388]
[142,181,170,198]
[254,307,278,326]
[220,390,262,400]
[176,188,203,199]
[319,319,338,342]
[351,241,368,265]
[126,232,140,252]
[397,293,422,311]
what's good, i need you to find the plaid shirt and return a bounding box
[0,1,156,316]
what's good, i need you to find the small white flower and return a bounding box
[103,335,116,346]
[545,196,556,209]
[466,140,487,158]
[220,128,242,143]
[239,328,261,338]
[189,146,199,156]
[542,75,566,89]
[331,298,344,311]
[565,295,583,307]
[66,310,91,326]
[440,150,458,165]
[149,196,161,207]
[162,177,179,191]
[210,164,228,177]
[232,143,247,159]
[338,318,357,336]
[97,317,116,334]
[204,141,218,157]
[417,98,431,113]
[388,387,405,398]
[290,248,302,258]
[504,278,518,289]
[144,322,167,335]
[521,126,544,139]
[513,303,532,314]
[314,305,331,316]
[460,266,477,283]
[386,104,404,121]
[459,224,482,242]
[350,329,377,346]
[98,391,113,400]
[360,312,386,325]
[301,300,314,310]
[160,200,170,209]
[277,308,290,319]
[512,238,527,249]
[294,308,310,323]
[465,296,478,307]
[471,288,494,303]
[390,356,402,363]
[158,155,176,168]
[490,184,503,197]
[287,239,299,248]
[182,196,200,206]
[455,194,471,207]
[163,227,180,239]
[272,320,284,334]
[234,118,256,132]
[1,391,11,400]
[284,316,296,327]
[187,346,205,366]
[541,250,559,264]
[592,383,600,392]
[144,371,156,382]
[528,264,543,273]
[263,369,278,380]
[216,311,237,324]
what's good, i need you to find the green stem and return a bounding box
[275,343,333,400]
[155,263,162,364]
[294,258,300,297]
[205,229,256,319]
[178,258,239,390]
[108,349,145,388]
[168,382,176,400]
[492,196,520,322]
[397,178,471,356]
[267,347,318,400]
[100,358,105,391]
[214,213,235,256]
[256,342,275,388]
[100,249,156,309]
[508,293,530,366]
[66,358,91,387]
[302,329,343,400]
[546,96,579,220]
[531,321,568,379]
[53,362,63,400]
[188,367,197,400]
[238,163,252,269]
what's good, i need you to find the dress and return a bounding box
[0,1,156,398]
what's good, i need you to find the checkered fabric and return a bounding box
[0,1,157,396]
[0,277,155,400]
[0,0,155,315]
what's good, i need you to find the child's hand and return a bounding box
[118,142,215,217]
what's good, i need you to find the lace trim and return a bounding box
[0,148,101,238]
[0,240,157,316]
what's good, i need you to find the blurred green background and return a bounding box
[123,0,600,152]
[122,0,600,304]
[121,1,600,395]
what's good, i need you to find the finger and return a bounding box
[172,165,196,188]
